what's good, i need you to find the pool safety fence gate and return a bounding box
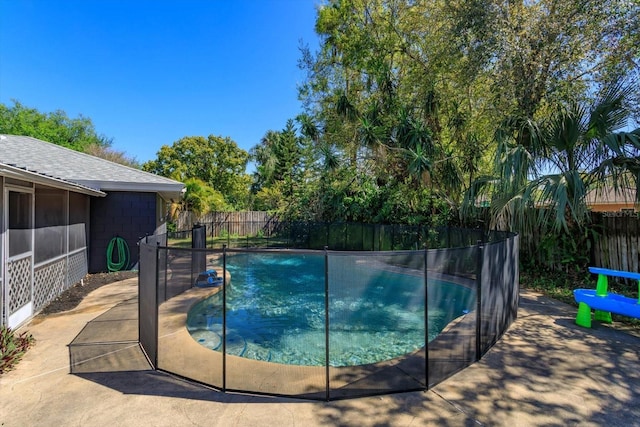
[139,228,519,401]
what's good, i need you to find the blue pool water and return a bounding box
[187,252,475,367]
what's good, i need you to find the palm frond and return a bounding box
[532,172,589,233]
[460,175,499,220]
[587,82,634,137]
[319,143,340,171]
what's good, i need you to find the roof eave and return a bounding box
[74,180,185,199]
[0,163,106,197]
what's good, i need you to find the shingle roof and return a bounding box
[0,134,183,199]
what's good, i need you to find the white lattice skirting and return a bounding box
[67,250,88,289]
[34,258,67,311]
[7,249,89,318]
[8,257,32,314]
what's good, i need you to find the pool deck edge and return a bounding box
[1,281,639,426]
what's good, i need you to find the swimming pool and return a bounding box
[187,252,476,367]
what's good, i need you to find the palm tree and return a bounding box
[250,130,280,191]
[169,178,228,223]
[469,82,640,235]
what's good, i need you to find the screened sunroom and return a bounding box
[0,135,184,328]
[1,171,102,327]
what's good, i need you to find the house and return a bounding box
[0,134,184,327]
[585,186,638,213]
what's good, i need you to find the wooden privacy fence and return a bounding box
[591,212,640,273]
[175,211,277,237]
[176,211,640,272]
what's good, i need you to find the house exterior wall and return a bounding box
[2,178,35,327]
[1,180,91,327]
[89,191,161,273]
[589,202,638,213]
[0,176,3,325]
[1,184,169,326]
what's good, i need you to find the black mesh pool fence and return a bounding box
[168,222,505,251]
[139,227,519,400]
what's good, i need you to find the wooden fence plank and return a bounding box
[176,211,640,272]
[176,211,274,237]
[591,213,640,272]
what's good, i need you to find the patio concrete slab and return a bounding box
[1,279,639,426]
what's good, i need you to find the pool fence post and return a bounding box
[475,240,483,361]
[324,222,329,248]
[391,224,395,250]
[424,243,429,390]
[324,246,330,401]
[222,244,227,392]
[153,240,160,368]
[163,240,168,303]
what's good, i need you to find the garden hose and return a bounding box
[107,236,130,272]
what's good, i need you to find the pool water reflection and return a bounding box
[187,252,475,367]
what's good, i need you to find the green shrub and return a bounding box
[0,326,35,374]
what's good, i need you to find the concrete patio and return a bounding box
[1,278,639,426]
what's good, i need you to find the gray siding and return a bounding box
[89,191,158,272]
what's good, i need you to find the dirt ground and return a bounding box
[39,271,138,315]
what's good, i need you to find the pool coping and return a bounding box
[157,264,479,399]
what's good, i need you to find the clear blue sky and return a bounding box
[0,0,320,166]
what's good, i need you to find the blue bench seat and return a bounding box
[574,267,640,328]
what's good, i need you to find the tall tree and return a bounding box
[143,135,251,209]
[83,143,140,168]
[296,0,639,224]
[464,82,640,251]
[0,100,140,166]
[250,120,306,213]
[0,100,112,152]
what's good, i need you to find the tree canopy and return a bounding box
[0,100,138,167]
[249,119,311,214]
[1,100,111,151]
[275,0,640,228]
[466,83,640,233]
[143,135,251,210]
